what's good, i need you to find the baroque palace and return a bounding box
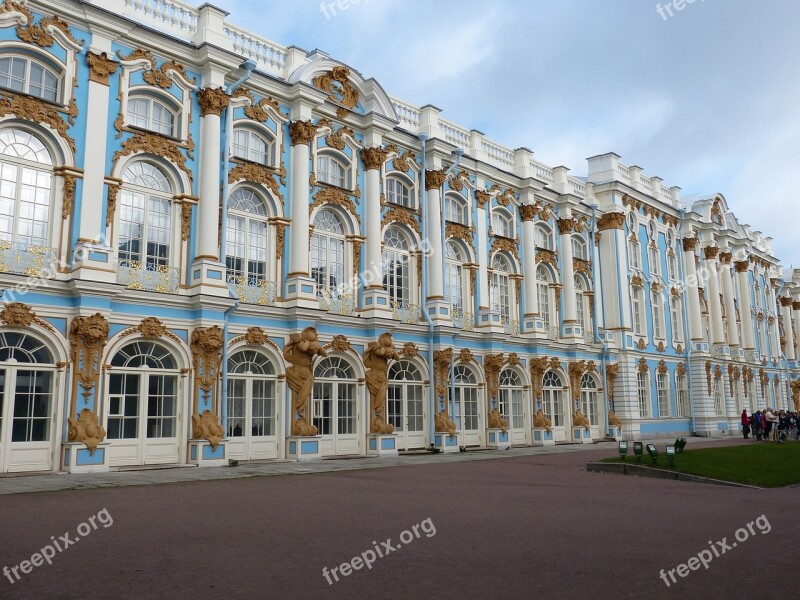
[0,0,797,473]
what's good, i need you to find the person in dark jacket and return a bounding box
[741,409,750,439]
[753,410,763,441]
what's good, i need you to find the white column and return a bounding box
[476,197,489,309]
[520,204,538,317]
[781,298,796,361]
[592,234,604,329]
[769,283,781,359]
[558,217,577,324]
[597,212,630,332]
[288,121,314,277]
[703,247,726,345]
[195,87,229,261]
[793,300,800,360]
[683,238,704,341]
[735,260,755,350]
[362,149,386,280]
[425,169,446,300]
[720,253,740,347]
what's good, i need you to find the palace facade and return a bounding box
[0,0,797,472]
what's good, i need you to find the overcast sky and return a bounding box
[215,0,800,268]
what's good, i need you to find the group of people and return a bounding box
[740,408,800,442]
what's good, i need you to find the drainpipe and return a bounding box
[219,59,256,435]
[589,202,610,437]
[678,207,696,433]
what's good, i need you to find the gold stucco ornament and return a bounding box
[67,409,106,454]
[365,333,400,435]
[284,327,327,436]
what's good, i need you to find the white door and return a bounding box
[580,374,601,440]
[542,370,567,442]
[313,357,360,457]
[453,365,483,447]
[0,332,58,473]
[388,360,426,450]
[105,341,182,466]
[226,349,279,461]
[499,369,528,445]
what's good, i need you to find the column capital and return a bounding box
[734,259,750,273]
[198,87,230,117]
[778,296,794,308]
[425,169,448,191]
[557,217,577,235]
[682,237,698,252]
[718,251,733,264]
[86,51,117,86]
[597,211,625,231]
[361,146,390,171]
[703,246,719,260]
[289,120,318,146]
[520,203,537,222]
[793,301,800,311]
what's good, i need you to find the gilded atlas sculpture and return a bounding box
[569,361,591,432]
[365,333,400,435]
[791,380,800,412]
[284,326,327,436]
[484,353,508,433]
[530,356,553,433]
[434,348,457,437]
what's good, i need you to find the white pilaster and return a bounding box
[781,298,796,361]
[361,146,391,316]
[683,239,704,342]
[735,260,755,350]
[703,247,726,346]
[720,253,740,348]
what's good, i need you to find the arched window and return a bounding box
[382,227,411,307]
[490,254,512,325]
[712,373,724,416]
[388,360,424,446]
[536,265,553,330]
[311,209,346,296]
[227,349,278,456]
[0,128,53,251]
[118,161,173,270]
[542,370,563,427]
[580,373,598,426]
[317,152,350,188]
[444,193,467,225]
[670,296,684,344]
[667,251,678,281]
[453,364,479,435]
[232,127,275,166]
[631,285,645,336]
[575,275,591,332]
[657,371,670,417]
[499,369,524,430]
[637,369,650,418]
[127,94,178,137]
[535,223,553,250]
[491,208,513,238]
[629,238,641,270]
[572,236,588,260]
[226,188,268,285]
[676,371,690,417]
[0,55,61,102]
[386,176,412,208]
[107,341,179,445]
[0,331,55,450]
[313,357,357,443]
[648,245,660,276]
[445,240,465,312]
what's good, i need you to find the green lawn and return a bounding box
[602,441,800,487]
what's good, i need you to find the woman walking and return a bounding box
[741,409,750,439]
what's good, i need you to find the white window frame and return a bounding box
[0,54,63,103]
[637,370,651,418]
[657,372,670,418]
[232,126,276,167]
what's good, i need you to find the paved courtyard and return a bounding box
[0,438,797,599]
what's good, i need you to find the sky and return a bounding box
[213,0,800,269]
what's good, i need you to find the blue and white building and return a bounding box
[0,0,797,473]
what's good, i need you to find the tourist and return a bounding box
[753,410,763,441]
[764,408,778,442]
[741,409,750,439]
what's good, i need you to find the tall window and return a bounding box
[652,291,665,339]
[535,223,553,250]
[386,177,411,208]
[445,241,465,312]
[0,55,60,102]
[227,349,277,439]
[118,161,172,270]
[536,265,552,330]
[542,371,563,427]
[572,237,588,260]
[575,275,591,332]
[491,208,513,238]
[453,365,479,431]
[317,153,349,188]
[490,254,512,323]
[311,209,346,296]
[232,127,275,166]
[629,239,641,270]
[657,371,670,417]
[648,245,660,276]
[499,369,524,430]
[631,286,645,336]
[713,376,724,416]
[444,193,467,224]
[670,296,684,343]
[580,374,599,426]
[382,227,410,306]
[313,357,356,436]
[226,188,268,286]
[667,252,678,280]
[127,95,177,137]
[388,361,424,436]
[676,373,690,417]
[0,128,53,251]
[637,370,651,418]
